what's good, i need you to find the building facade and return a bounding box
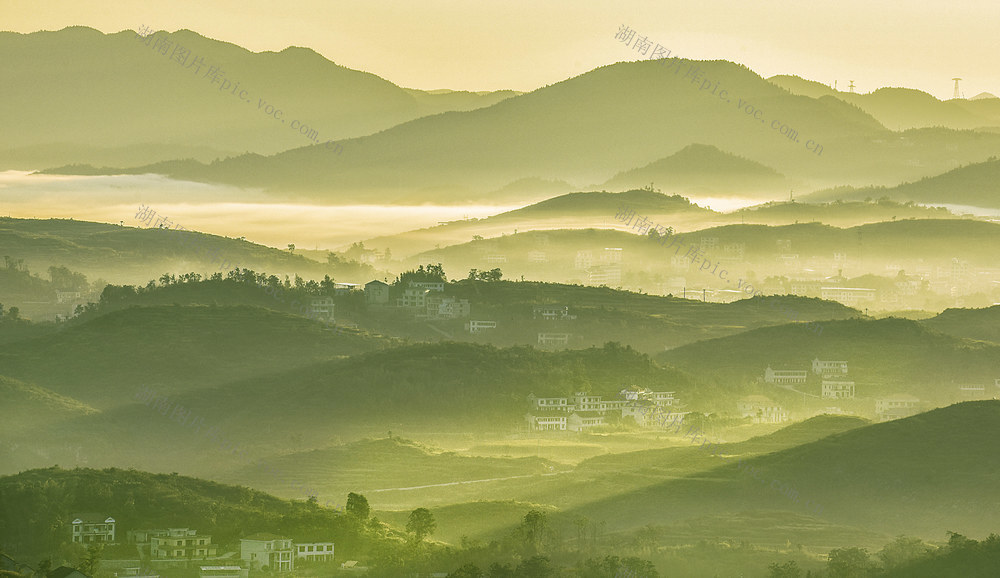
[764,367,808,384]
[71,514,116,544]
[295,542,335,562]
[240,534,294,572]
[150,528,218,559]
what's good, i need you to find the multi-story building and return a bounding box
[537,333,571,347]
[601,248,623,263]
[588,264,621,286]
[295,542,335,562]
[532,305,570,320]
[812,359,849,376]
[71,513,116,544]
[764,367,808,384]
[465,320,497,333]
[820,287,877,307]
[567,411,606,431]
[426,296,470,319]
[822,380,856,399]
[306,297,335,322]
[570,391,603,412]
[527,394,569,411]
[574,250,593,270]
[364,280,390,305]
[410,281,445,292]
[737,396,789,424]
[240,534,294,572]
[525,414,568,431]
[198,566,244,578]
[875,394,921,421]
[150,528,218,559]
[398,287,430,308]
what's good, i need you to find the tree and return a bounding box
[78,543,103,575]
[346,492,371,520]
[406,507,436,543]
[520,509,548,554]
[287,243,295,253]
[827,547,873,578]
[768,560,802,578]
[487,562,515,577]
[878,535,931,570]
[448,563,484,577]
[515,555,556,578]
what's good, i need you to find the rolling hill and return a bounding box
[804,157,1000,209]
[558,401,1000,538]
[769,76,1000,131]
[597,144,795,197]
[0,26,516,169]
[655,316,1000,403]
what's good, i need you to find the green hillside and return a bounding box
[560,401,1000,538]
[805,157,1000,209]
[0,341,697,477]
[0,217,341,284]
[656,317,1000,402]
[599,144,793,196]
[358,189,715,258]
[921,305,1000,344]
[219,437,562,510]
[0,376,98,436]
[0,466,391,562]
[0,304,387,408]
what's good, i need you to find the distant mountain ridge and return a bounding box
[598,143,794,196]
[0,26,516,169]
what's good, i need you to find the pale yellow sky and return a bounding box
[2,0,998,99]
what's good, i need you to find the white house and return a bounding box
[306,297,335,321]
[426,296,470,319]
[525,414,568,431]
[822,380,856,399]
[812,358,848,376]
[532,305,570,320]
[410,281,445,292]
[875,394,921,422]
[465,320,497,333]
[588,264,621,286]
[527,394,569,411]
[198,567,245,578]
[398,287,430,308]
[240,534,294,572]
[295,542,335,562]
[56,290,83,304]
[150,528,218,559]
[537,333,571,347]
[567,411,605,431]
[570,391,603,412]
[71,513,115,544]
[737,396,789,424]
[820,287,877,307]
[764,366,808,384]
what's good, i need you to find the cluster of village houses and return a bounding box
[10,514,347,577]
[524,359,1000,431]
[525,388,679,431]
[307,279,579,347]
[758,358,999,423]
